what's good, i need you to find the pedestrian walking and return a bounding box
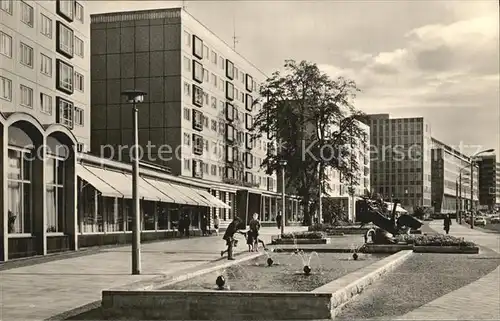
[221,217,243,260]
[276,211,282,230]
[213,214,220,236]
[184,213,191,237]
[444,214,452,234]
[201,214,208,236]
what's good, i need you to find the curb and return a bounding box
[108,251,265,291]
[312,250,413,317]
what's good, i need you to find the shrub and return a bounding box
[281,231,326,239]
[395,234,476,247]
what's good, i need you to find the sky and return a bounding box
[87,0,500,158]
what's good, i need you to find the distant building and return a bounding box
[324,120,370,222]
[476,155,500,210]
[431,138,479,214]
[367,114,433,213]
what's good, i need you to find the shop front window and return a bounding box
[7,147,33,234]
[46,155,65,232]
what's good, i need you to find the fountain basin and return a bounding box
[101,251,412,320]
[165,253,387,292]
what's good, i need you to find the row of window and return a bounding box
[182,132,266,165]
[184,55,258,100]
[0,76,83,127]
[1,0,84,25]
[1,1,84,56]
[182,157,271,186]
[183,31,258,91]
[183,81,261,115]
[0,31,84,87]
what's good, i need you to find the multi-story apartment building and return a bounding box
[477,155,500,210]
[431,138,479,214]
[1,0,90,149]
[324,120,370,221]
[367,114,433,213]
[89,8,297,228]
[1,0,90,261]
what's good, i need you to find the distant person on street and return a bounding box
[221,217,244,260]
[443,214,452,234]
[276,211,282,230]
[184,213,191,237]
[201,214,208,236]
[213,214,220,236]
[177,215,184,237]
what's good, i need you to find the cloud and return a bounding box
[319,12,499,111]
[319,11,499,152]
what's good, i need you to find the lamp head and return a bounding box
[121,89,147,103]
[279,159,288,167]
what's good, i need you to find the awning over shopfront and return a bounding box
[76,164,124,198]
[121,174,176,203]
[197,190,231,209]
[175,185,212,207]
[144,178,200,206]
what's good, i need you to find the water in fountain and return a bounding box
[290,250,321,275]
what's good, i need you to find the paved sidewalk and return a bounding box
[397,220,500,320]
[0,226,305,320]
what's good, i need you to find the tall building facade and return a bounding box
[477,155,500,210]
[368,114,432,212]
[89,8,300,229]
[324,120,370,221]
[431,138,479,214]
[90,8,275,190]
[1,0,90,149]
[1,0,90,261]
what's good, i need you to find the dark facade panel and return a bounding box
[91,55,107,80]
[106,28,121,54]
[150,25,164,51]
[106,105,121,129]
[163,24,181,50]
[135,26,150,52]
[149,77,164,103]
[149,51,164,77]
[106,79,121,104]
[120,27,135,53]
[120,53,135,78]
[90,104,107,130]
[135,52,150,78]
[106,54,121,79]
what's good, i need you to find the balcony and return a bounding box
[192,134,203,155]
[192,159,203,178]
[192,109,203,131]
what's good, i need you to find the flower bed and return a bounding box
[394,234,476,247]
[280,231,326,239]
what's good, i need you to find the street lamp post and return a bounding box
[121,89,147,275]
[469,148,494,229]
[279,159,287,236]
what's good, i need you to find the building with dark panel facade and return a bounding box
[89,8,302,230]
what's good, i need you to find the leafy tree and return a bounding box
[322,198,348,225]
[254,60,366,225]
